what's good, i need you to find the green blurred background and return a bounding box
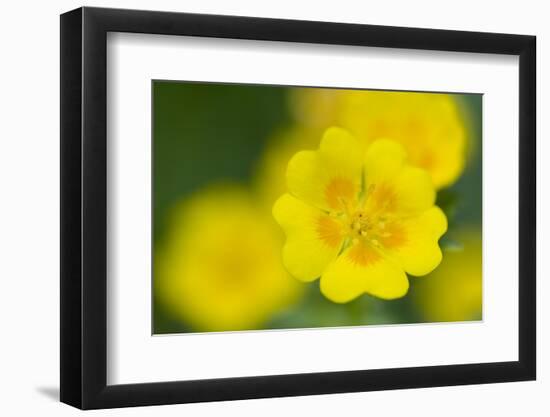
[153,82,288,244]
[153,80,482,334]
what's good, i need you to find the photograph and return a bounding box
[152,82,483,334]
[0,0,543,414]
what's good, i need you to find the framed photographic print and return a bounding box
[60,6,536,409]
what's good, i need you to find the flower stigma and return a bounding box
[328,183,400,252]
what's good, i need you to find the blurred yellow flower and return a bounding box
[412,230,482,322]
[273,127,447,303]
[289,88,467,189]
[155,185,303,332]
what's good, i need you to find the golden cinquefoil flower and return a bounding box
[156,185,302,332]
[273,127,447,303]
[290,89,468,189]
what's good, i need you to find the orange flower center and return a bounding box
[347,210,404,250]
[317,178,408,252]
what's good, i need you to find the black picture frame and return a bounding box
[60,6,536,410]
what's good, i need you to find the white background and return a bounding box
[0,0,546,415]
[108,34,519,384]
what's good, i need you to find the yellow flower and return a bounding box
[290,89,467,189]
[155,185,303,332]
[273,127,447,303]
[412,230,482,322]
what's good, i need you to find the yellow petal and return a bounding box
[363,139,408,182]
[320,241,409,303]
[390,166,436,213]
[273,193,345,282]
[385,206,447,276]
[364,140,436,215]
[412,229,482,321]
[286,127,363,212]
